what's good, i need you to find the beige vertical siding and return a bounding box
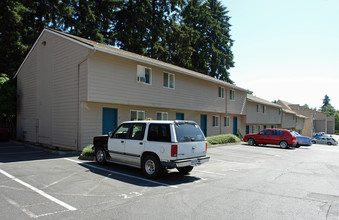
[281,112,296,129]
[87,52,236,113]
[17,42,38,143]
[246,102,281,125]
[17,31,90,149]
[226,89,247,115]
[80,102,244,149]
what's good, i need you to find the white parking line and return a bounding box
[64,158,178,188]
[0,169,77,211]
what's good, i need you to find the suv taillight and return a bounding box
[171,145,177,157]
[205,142,208,152]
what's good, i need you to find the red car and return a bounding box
[243,129,297,149]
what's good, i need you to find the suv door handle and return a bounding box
[139,142,143,145]
[121,140,125,143]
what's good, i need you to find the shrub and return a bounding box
[206,134,241,145]
[81,144,95,157]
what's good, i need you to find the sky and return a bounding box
[221,0,339,110]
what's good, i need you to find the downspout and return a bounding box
[77,48,96,152]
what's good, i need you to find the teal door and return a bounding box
[102,108,118,135]
[176,113,185,120]
[233,116,238,135]
[246,125,250,134]
[200,114,207,137]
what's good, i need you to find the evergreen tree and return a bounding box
[181,0,234,83]
[320,95,336,116]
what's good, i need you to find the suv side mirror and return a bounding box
[109,131,113,138]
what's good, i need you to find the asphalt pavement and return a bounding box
[1,140,339,219]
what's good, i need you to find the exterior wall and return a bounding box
[17,31,90,149]
[80,102,245,149]
[281,112,296,129]
[295,117,305,131]
[246,101,281,125]
[301,118,312,137]
[87,52,245,114]
[314,120,326,133]
[226,88,247,115]
[17,45,39,143]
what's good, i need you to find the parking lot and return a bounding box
[1,141,339,220]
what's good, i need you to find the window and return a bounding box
[213,116,219,127]
[137,65,152,84]
[257,104,260,112]
[163,72,175,89]
[252,125,255,133]
[230,90,235,100]
[259,129,271,135]
[279,109,282,115]
[263,106,266,113]
[174,122,205,142]
[113,124,130,139]
[258,125,261,132]
[272,130,283,135]
[224,117,230,127]
[147,124,171,142]
[130,123,146,140]
[130,110,145,121]
[218,87,225,98]
[156,112,168,120]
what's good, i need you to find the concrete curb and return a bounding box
[207,141,247,148]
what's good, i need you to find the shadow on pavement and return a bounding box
[78,161,202,188]
[0,140,79,163]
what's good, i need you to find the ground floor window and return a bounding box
[130,110,145,121]
[224,116,230,127]
[156,112,168,120]
[213,116,219,127]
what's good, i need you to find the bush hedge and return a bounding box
[206,134,241,145]
[81,144,95,157]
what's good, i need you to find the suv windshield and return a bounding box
[174,122,205,142]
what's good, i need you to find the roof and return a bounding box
[247,94,282,108]
[15,28,247,92]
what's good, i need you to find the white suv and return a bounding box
[93,120,210,178]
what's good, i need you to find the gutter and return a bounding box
[76,48,96,152]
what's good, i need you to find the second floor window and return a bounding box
[218,87,225,98]
[137,65,152,84]
[163,72,175,89]
[230,90,235,100]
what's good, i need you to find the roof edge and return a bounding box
[14,28,95,78]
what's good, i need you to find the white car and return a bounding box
[93,120,210,178]
[312,137,338,146]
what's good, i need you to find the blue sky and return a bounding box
[222,0,339,110]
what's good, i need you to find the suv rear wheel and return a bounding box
[177,166,194,175]
[142,155,163,179]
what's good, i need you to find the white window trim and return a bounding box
[230,90,235,100]
[156,112,168,120]
[163,72,175,89]
[130,110,145,121]
[224,116,230,127]
[137,65,152,85]
[218,87,225,98]
[213,116,220,127]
